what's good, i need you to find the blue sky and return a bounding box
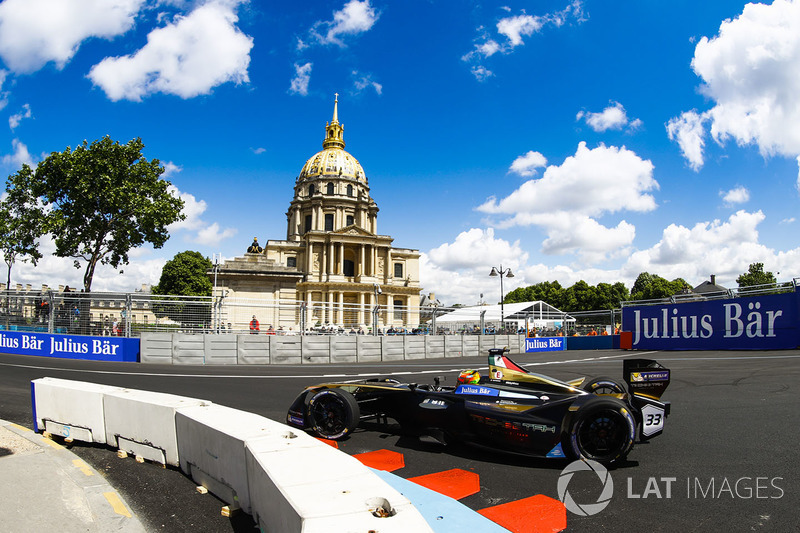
[1,0,798,305]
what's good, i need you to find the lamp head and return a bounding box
[506,269,515,278]
[489,267,499,277]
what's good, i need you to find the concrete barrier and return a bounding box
[31,377,123,443]
[103,389,211,466]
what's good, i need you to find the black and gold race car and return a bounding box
[286,349,671,465]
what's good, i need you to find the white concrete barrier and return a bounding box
[246,433,432,532]
[103,389,211,466]
[31,377,123,443]
[175,404,288,513]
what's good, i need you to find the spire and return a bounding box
[322,93,345,150]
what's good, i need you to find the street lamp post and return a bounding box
[373,284,382,336]
[489,265,514,333]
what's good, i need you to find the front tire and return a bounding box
[306,388,360,440]
[565,398,635,465]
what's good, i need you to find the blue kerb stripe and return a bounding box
[30,381,38,432]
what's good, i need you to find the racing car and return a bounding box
[286,348,671,465]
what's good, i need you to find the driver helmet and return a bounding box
[457,369,481,385]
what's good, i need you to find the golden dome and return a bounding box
[299,148,366,183]
[297,94,368,184]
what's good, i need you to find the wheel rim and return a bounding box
[575,408,629,462]
[310,394,349,436]
[592,382,623,395]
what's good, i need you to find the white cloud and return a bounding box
[353,72,382,95]
[666,110,707,171]
[166,184,237,247]
[8,103,32,130]
[161,161,182,178]
[780,217,795,224]
[2,138,34,168]
[0,69,9,110]
[508,150,547,177]
[251,147,266,155]
[463,1,584,63]
[421,210,800,306]
[470,65,494,82]
[88,0,253,101]
[311,0,380,47]
[670,0,800,175]
[0,0,144,73]
[720,186,750,206]
[497,15,544,47]
[289,62,313,96]
[576,102,640,132]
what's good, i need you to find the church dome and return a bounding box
[297,94,368,185]
[299,148,366,183]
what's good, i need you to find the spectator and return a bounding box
[250,315,260,334]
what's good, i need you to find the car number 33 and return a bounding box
[640,404,666,437]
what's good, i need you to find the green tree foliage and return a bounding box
[736,262,776,289]
[630,272,689,301]
[152,251,213,327]
[0,164,45,289]
[7,136,185,292]
[504,280,630,312]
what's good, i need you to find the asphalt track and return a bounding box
[0,348,797,532]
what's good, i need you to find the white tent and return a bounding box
[434,301,574,329]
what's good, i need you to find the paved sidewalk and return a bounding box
[0,419,147,533]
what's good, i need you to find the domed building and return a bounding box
[213,96,421,332]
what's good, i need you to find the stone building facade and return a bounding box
[214,96,421,331]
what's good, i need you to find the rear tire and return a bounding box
[583,377,626,395]
[306,388,360,440]
[565,398,635,465]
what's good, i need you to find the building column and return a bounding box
[327,241,333,277]
[358,291,365,326]
[337,243,344,274]
[327,291,335,325]
[337,292,344,326]
[359,244,365,277]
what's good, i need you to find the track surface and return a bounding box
[0,349,797,532]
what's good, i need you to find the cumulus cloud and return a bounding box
[720,186,750,206]
[576,102,641,132]
[289,62,313,96]
[167,184,237,247]
[666,110,708,171]
[421,210,800,306]
[8,103,32,130]
[470,66,494,82]
[311,0,380,47]
[0,0,144,73]
[0,69,9,110]
[508,150,547,177]
[2,138,34,168]
[669,0,800,176]
[88,0,253,101]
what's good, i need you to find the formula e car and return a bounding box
[286,349,671,465]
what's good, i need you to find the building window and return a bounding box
[394,263,403,278]
[326,183,334,195]
[304,215,312,233]
[394,299,406,323]
[346,215,354,226]
[343,259,355,276]
[347,185,353,197]
[287,256,296,268]
[308,184,315,196]
[324,214,334,231]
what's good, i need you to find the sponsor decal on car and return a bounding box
[287,414,304,426]
[456,385,500,396]
[630,371,670,382]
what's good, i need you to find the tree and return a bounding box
[10,136,185,292]
[152,251,213,328]
[630,272,689,301]
[0,164,45,290]
[736,262,776,289]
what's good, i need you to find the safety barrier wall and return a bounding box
[30,377,434,532]
[1,330,139,361]
[140,333,528,365]
[622,288,800,350]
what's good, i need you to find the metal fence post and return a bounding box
[46,290,54,334]
[125,294,132,338]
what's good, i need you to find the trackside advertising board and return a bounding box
[622,289,799,350]
[0,331,139,362]
[525,336,566,352]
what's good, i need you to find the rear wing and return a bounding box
[623,358,670,400]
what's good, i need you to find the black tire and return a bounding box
[565,398,635,465]
[306,388,360,440]
[583,377,627,395]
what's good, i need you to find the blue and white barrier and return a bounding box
[30,378,435,532]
